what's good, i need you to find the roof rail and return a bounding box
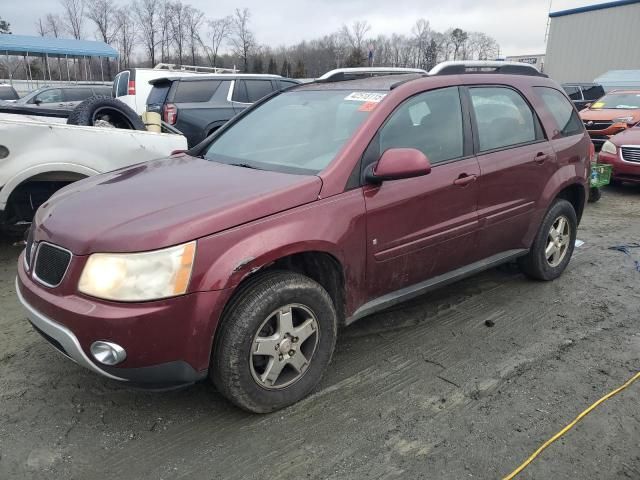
[429,61,547,77]
[317,67,428,82]
[153,63,240,74]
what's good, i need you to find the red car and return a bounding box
[16,63,592,412]
[598,128,640,184]
[579,90,640,149]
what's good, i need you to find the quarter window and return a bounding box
[173,80,221,103]
[379,87,464,164]
[469,87,537,152]
[534,87,584,137]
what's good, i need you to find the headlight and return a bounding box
[612,116,634,124]
[78,241,196,301]
[601,141,617,155]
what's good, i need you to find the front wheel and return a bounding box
[518,199,577,281]
[211,271,337,413]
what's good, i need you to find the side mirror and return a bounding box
[366,148,432,183]
[584,102,592,109]
[33,99,42,105]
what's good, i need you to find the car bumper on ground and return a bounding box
[598,148,640,184]
[17,253,230,388]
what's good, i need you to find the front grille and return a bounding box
[584,120,613,131]
[33,243,72,287]
[621,147,640,163]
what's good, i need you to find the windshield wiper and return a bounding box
[229,162,261,170]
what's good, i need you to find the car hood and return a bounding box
[609,127,640,146]
[33,155,322,255]
[579,108,640,122]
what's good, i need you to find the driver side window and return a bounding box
[378,87,464,165]
[34,89,63,104]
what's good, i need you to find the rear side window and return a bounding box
[0,86,18,100]
[379,86,464,164]
[562,86,582,101]
[244,80,275,103]
[535,87,584,138]
[114,71,129,97]
[147,83,171,107]
[581,85,604,101]
[469,87,537,152]
[64,88,94,101]
[173,80,221,103]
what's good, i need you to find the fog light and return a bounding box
[90,341,127,366]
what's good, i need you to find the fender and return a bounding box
[190,189,368,314]
[0,163,99,210]
[522,163,588,247]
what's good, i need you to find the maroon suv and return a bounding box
[17,63,591,412]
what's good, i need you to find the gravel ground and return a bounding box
[0,184,639,480]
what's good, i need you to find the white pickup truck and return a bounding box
[0,104,187,234]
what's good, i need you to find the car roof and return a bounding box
[294,74,424,91]
[150,74,287,85]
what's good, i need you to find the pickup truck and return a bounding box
[0,104,187,234]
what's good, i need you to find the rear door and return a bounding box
[363,86,481,299]
[62,88,94,107]
[468,85,554,258]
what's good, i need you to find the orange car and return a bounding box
[579,90,640,149]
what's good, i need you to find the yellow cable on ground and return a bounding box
[503,370,640,480]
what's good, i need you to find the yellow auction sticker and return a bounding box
[591,102,604,109]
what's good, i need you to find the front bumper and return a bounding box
[598,150,640,184]
[17,252,231,388]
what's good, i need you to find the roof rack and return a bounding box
[153,63,240,74]
[317,67,428,83]
[429,61,547,77]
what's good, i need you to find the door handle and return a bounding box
[453,174,477,186]
[535,153,550,164]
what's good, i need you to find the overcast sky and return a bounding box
[4,0,599,56]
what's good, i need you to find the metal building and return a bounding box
[544,0,640,83]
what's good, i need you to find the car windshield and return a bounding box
[202,89,382,175]
[591,92,640,109]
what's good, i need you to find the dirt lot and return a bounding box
[1,185,639,480]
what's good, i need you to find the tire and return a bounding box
[518,199,577,281]
[211,271,337,413]
[67,96,146,131]
[588,186,601,203]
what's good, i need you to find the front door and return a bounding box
[363,86,480,301]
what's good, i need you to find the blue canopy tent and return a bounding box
[0,33,119,87]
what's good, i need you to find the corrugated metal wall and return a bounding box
[544,3,640,84]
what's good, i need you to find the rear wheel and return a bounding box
[519,199,577,281]
[211,271,337,413]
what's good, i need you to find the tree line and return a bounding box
[2,1,500,81]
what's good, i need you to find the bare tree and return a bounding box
[45,14,63,37]
[340,20,371,51]
[60,0,85,39]
[36,18,48,36]
[230,8,255,72]
[412,18,431,69]
[133,0,160,66]
[186,6,205,65]
[86,0,120,77]
[168,1,189,65]
[115,9,137,69]
[159,0,172,63]
[204,16,231,68]
[449,28,468,60]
